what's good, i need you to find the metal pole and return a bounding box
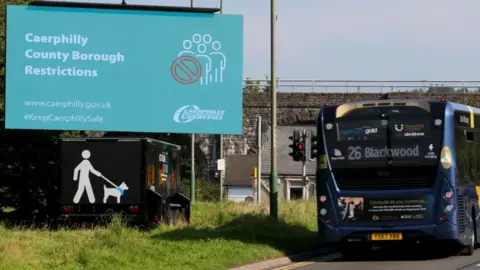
[269,0,278,219]
[219,0,224,201]
[191,134,195,202]
[189,0,195,203]
[257,115,262,203]
[302,160,306,199]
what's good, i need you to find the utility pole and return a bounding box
[190,0,195,203]
[219,0,224,201]
[269,0,278,219]
[191,134,195,202]
[257,115,262,203]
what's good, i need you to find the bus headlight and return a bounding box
[445,204,454,212]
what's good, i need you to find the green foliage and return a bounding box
[180,178,220,202]
[243,75,279,93]
[262,74,279,92]
[243,77,261,93]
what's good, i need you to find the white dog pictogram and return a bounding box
[103,182,129,204]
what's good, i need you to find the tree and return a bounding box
[263,74,279,92]
[426,84,456,93]
[243,77,261,93]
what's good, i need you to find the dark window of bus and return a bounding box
[474,132,480,185]
[455,127,477,185]
[325,105,443,190]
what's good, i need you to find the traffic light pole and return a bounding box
[302,158,307,199]
[301,129,307,199]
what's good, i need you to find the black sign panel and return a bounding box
[337,196,432,222]
[60,140,142,205]
[327,117,441,168]
[337,120,386,141]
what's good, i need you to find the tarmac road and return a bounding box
[266,246,480,270]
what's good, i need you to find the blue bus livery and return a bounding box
[315,99,480,256]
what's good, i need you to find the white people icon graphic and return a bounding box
[73,150,102,203]
[178,33,227,85]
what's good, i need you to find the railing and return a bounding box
[242,79,480,93]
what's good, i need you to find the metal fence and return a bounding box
[242,79,480,93]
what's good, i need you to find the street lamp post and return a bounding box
[269,0,278,219]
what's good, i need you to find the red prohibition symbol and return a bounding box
[170,56,202,84]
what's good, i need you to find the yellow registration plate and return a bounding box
[371,233,403,241]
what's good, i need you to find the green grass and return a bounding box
[0,199,319,270]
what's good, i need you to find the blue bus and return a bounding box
[315,98,480,256]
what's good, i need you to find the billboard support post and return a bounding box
[219,1,224,201]
[190,0,195,203]
[269,0,278,220]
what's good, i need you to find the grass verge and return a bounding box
[0,199,318,270]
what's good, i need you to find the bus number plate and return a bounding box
[371,233,403,241]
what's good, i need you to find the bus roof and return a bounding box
[330,99,436,118]
[447,101,480,115]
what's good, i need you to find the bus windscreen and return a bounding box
[325,105,442,168]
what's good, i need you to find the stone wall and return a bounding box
[199,92,480,160]
[96,92,480,166]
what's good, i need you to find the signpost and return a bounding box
[5,4,244,135]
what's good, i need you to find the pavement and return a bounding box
[260,246,480,270]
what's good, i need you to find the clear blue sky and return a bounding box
[58,0,480,81]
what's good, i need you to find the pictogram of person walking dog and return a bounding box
[72,150,129,204]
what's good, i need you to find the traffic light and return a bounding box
[297,139,306,162]
[288,130,306,162]
[310,134,318,159]
[289,130,300,161]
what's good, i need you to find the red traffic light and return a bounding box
[298,143,304,150]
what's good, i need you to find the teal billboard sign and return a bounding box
[5,5,244,134]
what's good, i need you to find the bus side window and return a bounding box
[456,126,468,185]
[466,131,474,142]
[472,131,480,185]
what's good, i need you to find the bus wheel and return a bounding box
[461,214,475,256]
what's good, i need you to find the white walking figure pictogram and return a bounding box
[73,150,102,204]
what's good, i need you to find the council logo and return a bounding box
[173,105,225,124]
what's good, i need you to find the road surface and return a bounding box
[266,247,480,270]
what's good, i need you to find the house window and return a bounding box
[290,187,303,200]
